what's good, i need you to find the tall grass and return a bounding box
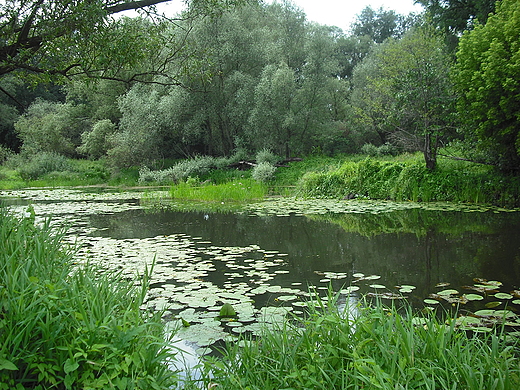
[0,206,177,389]
[296,157,520,206]
[204,292,520,389]
[170,179,267,202]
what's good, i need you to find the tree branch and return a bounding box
[104,0,174,14]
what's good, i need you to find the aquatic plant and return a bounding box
[170,179,267,202]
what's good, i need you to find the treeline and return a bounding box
[0,0,518,174]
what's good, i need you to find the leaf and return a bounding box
[494,293,513,300]
[219,303,236,318]
[64,359,79,374]
[423,299,439,305]
[369,284,386,289]
[0,358,18,371]
[437,289,458,296]
[485,301,502,308]
[464,294,484,301]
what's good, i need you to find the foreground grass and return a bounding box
[0,207,177,389]
[201,294,520,390]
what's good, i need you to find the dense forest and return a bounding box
[0,0,518,174]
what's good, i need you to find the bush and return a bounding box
[0,145,13,164]
[78,119,116,160]
[360,143,379,156]
[139,156,218,184]
[18,152,71,180]
[252,162,277,183]
[255,148,280,165]
[0,207,176,389]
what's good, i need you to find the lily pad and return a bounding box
[485,301,502,308]
[219,303,237,318]
[369,284,386,289]
[423,299,440,305]
[494,292,513,300]
[464,294,484,301]
[437,289,459,296]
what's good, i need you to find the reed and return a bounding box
[0,206,177,389]
[204,292,520,389]
[170,178,267,202]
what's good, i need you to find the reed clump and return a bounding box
[0,206,176,389]
[205,293,520,389]
[169,178,267,202]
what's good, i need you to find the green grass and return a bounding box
[0,206,178,389]
[201,292,520,390]
[170,178,267,202]
[295,155,520,207]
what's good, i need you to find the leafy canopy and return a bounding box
[454,0,520,172]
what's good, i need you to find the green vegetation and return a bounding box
[0,207,177,389]
[204,293,520,390]
[295,156,520,206]
[170,178,267,202]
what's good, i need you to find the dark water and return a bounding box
[88,207,520,305]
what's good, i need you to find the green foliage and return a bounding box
[14,99,89,157]
[454,0,520,172]
[0,207,177,389]
[351,25,457,170]
[255,148,280,165]
[17,152,71,181]
[296,156,520,206]
[78,119,117,160]
[169,178,267,202]
[207,293,519,389]
[252,162,277,183]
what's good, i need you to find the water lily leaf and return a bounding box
[352,273,364,278]
[365,275,381,280]
[340,286,360,294]
[423,299,440,305]
[512,299,520,305]
[474,309,496,317]
[369,284,386,289]
[219,303,236,318]
[464,294,484,301]
[437,289,459,296]
[485,301,502,308]
[399,285,416,290]
[399,288,413,294]
[494,293,513,300]
[435,282,450,288]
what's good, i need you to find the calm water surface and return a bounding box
[88,207,520,305]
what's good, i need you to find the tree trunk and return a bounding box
[424,132,437,171]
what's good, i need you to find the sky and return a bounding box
[154,0,424,32]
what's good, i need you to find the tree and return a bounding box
[351,26,456,170]
[0,0,247,81]
[351,6,417,43]
[454,0,520,172]
[417,0,497,49]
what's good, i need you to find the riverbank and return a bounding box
[1,153,519,206]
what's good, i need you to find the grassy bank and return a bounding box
[0,207,177,389]
[202,294,520,390]
[295,156,520,207]
[2,153,520,206]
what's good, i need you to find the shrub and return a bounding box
[139,156,217,184]
[360,143,379,156]
[78,119,116,160]
[0,145,13,164]
[252,162,277,183]
[18,152,71,180]
[255,148,280,165]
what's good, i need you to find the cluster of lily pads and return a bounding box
[2,189,519,349]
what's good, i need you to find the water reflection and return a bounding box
[88,208,520,301]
